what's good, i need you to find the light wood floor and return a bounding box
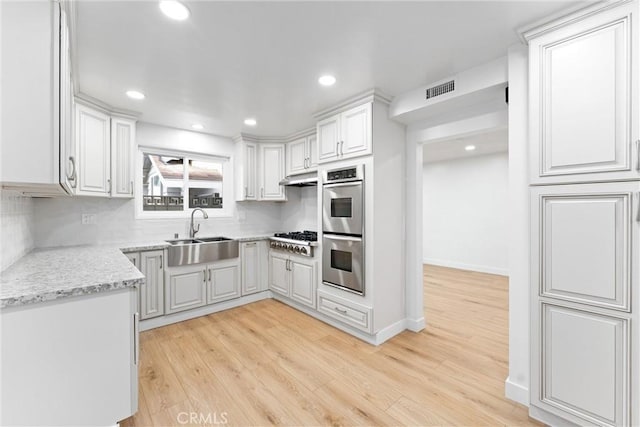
[122,265,541,426]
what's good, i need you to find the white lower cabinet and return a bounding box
[317,290,372,333]
[140,251,165,319]
[124,250,164,320]
[241,241,268,295]
[535,303,629,426]
[166,258,240,314]
[207,258,240,304]
[531,181,638,426]
[269,252,290,297]
[0,288,138,426]
[166,265,207,314]
[268,252,316,308]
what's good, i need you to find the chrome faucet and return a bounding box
[189,208,209,238]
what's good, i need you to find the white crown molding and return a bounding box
[517,0,632,44]
[75,93,140,119]
[313,88,393,120]
[232,126,315,145]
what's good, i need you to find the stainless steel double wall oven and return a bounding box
[322,165,365,295]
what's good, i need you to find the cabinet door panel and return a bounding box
[530,5,637,183]
[241,242,260,295]
[59,8,75,194]
[540,304,628,426]
[208,264,240,304]
[76,104,110,195]
[140,251,164,320]
[317,115,340,163]
[341,103,372,156]
[245,143,257,200]
[166,267,206,314]
[111,118,135,198]
[307,135,318,169]
[536,185,635,311]
[260,144,285,200]
[269,253,289,296]
[290,259,315,308]
[287,138,307,175]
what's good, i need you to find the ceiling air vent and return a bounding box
[426,80,455,100]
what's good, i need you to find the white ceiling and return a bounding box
[422,128,508,164]
[75,1,581,137]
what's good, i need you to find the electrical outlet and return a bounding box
[81,214,97,225]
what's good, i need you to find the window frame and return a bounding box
[135,146,233,219]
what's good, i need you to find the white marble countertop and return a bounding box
[0,233,279,309]
[0,246,144,309]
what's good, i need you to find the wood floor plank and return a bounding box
[121,264,541,426]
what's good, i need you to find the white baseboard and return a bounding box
[405,316,425,332]
[423,258,508,276]
[140,291,271,331]
[373,319,407,345]
[505,376,529,406]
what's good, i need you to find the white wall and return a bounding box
[280,186,318,231]
[423,152,508,275]
[505,44,530,406]
[0,190,35,271]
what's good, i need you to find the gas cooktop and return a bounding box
[269,231,318,257]
[273,230,317,242]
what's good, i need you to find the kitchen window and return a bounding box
[137,148,230,218]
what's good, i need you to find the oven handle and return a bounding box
[323,234,362,242]
[323,181,362,189]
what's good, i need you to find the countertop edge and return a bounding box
[0,277,145,309]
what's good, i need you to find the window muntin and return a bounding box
[140,151,225,214]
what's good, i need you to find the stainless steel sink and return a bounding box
[166,239,202,245]
[196,236,233,242]
[166,236,239,266]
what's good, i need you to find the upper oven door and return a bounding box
[322,181,363,235]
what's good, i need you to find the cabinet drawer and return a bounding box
[317,290,371,333]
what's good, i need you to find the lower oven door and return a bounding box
[322,234,364,295]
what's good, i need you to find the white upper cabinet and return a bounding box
[76,104,111,196]
[111,118,136,198]
[308,134,318,169]
[341,103,372,156]
[317,115,341,162]
[0,1,74,195]
[287,137,307,175]
[527,2,639,184]
[75,102,137,198]
[286,134,318,176]
[259,143,286,201]
[235,139,257,201]
[317,102,372,164]
[234,136,284,201]
[59,6,76,194]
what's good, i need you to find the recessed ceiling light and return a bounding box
[465,145,476,151]
[191,124,204,130]
[318,75,336,86]
[244,118,257,126]
[159,0,190,21]
[126,90,145,100]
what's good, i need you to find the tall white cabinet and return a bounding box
[524,2,639,426]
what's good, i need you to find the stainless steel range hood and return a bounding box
[279,172,318,187]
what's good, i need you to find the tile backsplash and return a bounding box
[0,190,35,271]
[33,197,286,248]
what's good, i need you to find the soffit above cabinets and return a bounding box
[75,1,582,137]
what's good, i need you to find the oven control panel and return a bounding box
[324,164,363,183]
